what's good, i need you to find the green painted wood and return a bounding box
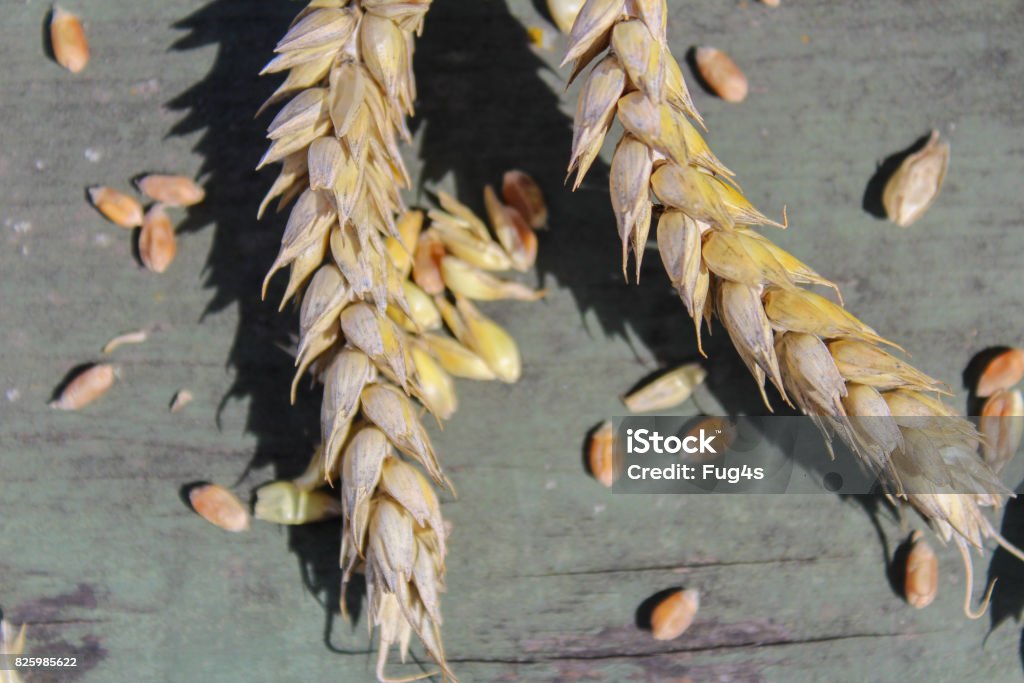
[1,1,1023,681]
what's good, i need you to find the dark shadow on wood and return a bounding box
[166,0,347,656]
[862,131,933,220]
[987,495,1024,638]
[41,10,56,63]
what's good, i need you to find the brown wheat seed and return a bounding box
[50,5,89,73]
[137,174,206,207]
[50,363,116,410]
[904,531,939,609]
[139,204,177,273]
[650,588,700,641]
[89,187,144,228]
[694,46,748,103]
[189,484,251,532]
[976,348,1024,397]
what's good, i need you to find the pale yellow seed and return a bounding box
[623,363,707,412]
[50,363,116,410]
[762,0,780,6]
[89,187,144,228]
[694,46,748,103]
[976,348,1024,398]
[547,0,585,34]
[651,588,699,640]
[101,329,148,354]
[137,174,206,207]
[139,204,177,273]
[189,484,250,532]
[904,531,938,609]
[170,389,194,413]
[50,5,89,73]
[588,420,614,487]
[253,481,342,525]
[882,130,950,227]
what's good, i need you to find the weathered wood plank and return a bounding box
[1,0,1023,681]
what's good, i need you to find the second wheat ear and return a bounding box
[562,0,1024,617]
[258,2,546,681]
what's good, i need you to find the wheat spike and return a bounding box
[564,0,1020,617]
[260,3,543,678]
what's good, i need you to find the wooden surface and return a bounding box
[2,1,1024,681]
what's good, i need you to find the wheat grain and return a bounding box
[260,3,543,678]
[976,348,1024,397]
[139,204,177,273]
[650,587,699,641]
[622,362,707,412]
[137,174,207,207]
[564,0,1023,618]
[89,187,144,229]
[189,484,251,532]
[50,5,89,73]
[904,530,939,609]
[50,363,116,410]
[882,130,949,227]
[694,47,748,103]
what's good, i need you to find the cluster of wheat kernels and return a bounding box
[563,0,1023,616]
[258,2,542,680]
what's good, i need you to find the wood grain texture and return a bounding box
[1,1,1023,681]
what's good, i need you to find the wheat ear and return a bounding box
[562,0,1020,617]
[258,2,545,679]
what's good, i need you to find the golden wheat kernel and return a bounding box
[694,46,748,103]
[588,420,615,487]
[189,484,250,532]
[651,588,700,640]
[253,481,342,525]
[882,130,950,227]
[976,348,1024,397]
[904,531,938,609]
[137,174,206,207]
[50,5,89,73]
[139,204,177,273]
[623,363,707,412]
[502,170,548,229]
[50,363,116,410]
[547,0,585,34]
[89,187,144,228]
